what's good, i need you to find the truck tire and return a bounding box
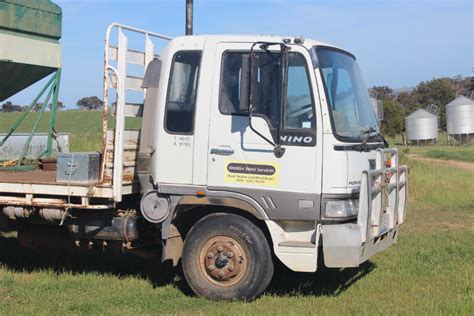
[182,212,273,301]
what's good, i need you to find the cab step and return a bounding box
[278,241,316,248]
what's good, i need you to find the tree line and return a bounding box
[0,96,103,112]
[0,101,65,112]
[373,76,474,137]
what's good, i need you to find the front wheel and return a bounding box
[182,213,273,301]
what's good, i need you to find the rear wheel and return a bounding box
[182,213,273,301]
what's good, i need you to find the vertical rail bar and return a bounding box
[373,149,384,236]
[379,149,389,235]
[358,171,370,242]
[112,27,128,202]
[367,172,375,240]
[100,29,111,184]
[145,34,154,68]
[392,152,399,228]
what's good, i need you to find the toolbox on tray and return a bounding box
[56,152,100,184]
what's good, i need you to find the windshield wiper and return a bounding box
[360,127,374,152]
[360,127,377,137]
[359,127,388,151]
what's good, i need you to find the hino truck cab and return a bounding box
[133,32,408,300]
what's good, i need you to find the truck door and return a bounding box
[207,43,323,221]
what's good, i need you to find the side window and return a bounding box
[165,51,201,134]
[220,51,314,130]
[220,53,243,115]
[285,53,315,129]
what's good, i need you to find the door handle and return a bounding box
[210,145,234,156]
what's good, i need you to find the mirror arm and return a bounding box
[278,44,289,148]
[248,114,277,148]
[247,42,287,158]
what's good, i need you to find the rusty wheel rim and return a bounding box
[199,235,248,287]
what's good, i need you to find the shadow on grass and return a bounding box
[0,234,374,298]
[0,234,170,287]
[265,259,375,297]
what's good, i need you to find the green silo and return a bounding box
[0,0,62,101]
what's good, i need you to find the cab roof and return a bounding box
[169,34,349,54]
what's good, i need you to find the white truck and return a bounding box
[0,23,408,300]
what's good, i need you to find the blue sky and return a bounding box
[8,0,473,107]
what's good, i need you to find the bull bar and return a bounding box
[322,148,408,267]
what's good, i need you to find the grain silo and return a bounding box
[405,109,438,145]
[446,96,474,144]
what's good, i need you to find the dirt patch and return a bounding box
[402,208,474,234]
[0,287,12,301]
[441,222,473,230]
[407,154,474,171]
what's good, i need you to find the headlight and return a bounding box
[324,199,359,218]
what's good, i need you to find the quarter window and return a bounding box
[165,51,201,134]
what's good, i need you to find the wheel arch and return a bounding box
[173,196,271,240]
[162,196,273,266]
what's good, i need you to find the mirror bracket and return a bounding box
[247,41,289,158]
[273,146,286,158]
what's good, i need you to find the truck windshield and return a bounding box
[316,47,379,141]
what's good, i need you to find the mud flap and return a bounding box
[322,224,362,268]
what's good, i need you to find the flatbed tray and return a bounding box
[0,169,123,202]
[0,170,63,185]
[0,169,102,187]
[0,169,137,202]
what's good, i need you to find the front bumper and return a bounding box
[322,148,408,267]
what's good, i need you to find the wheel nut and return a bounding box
[207,265,215,271]
[207,252,214,259]
[227,252,234,258]
[217,246,223,252]
[218,272,225,278]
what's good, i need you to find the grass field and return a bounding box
[387,132,474,164]
[1,111,473,314]
[424,148,474,163]
[0,110,141,152]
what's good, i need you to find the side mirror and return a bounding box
[249,52,259,114]
[239,53,259,112]
[239,54,250,112]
